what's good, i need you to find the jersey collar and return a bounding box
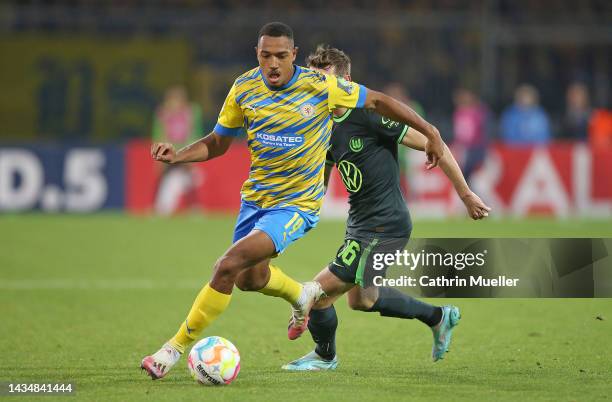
[261,65,302,91]
[332,108,353,123]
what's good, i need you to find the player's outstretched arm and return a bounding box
[151,132,234,164]
[363,89,444,168]
[401,128,491,220]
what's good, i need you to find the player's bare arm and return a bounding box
[323,163,333,193]
[401,128,491,219]
[363,90,445,168]
[151,132,234,164]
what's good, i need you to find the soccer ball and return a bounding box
[187,336,240,386]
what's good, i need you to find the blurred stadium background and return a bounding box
[0,0,611,219]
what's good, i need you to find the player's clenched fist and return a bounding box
[461,191,492,220]
[151,142,177,164]
[424,135,445,170]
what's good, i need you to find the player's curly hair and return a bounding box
[306,44,351,77]
[258,22,294,42]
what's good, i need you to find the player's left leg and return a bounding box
[348,287,460,361]
[231,202,306,308]
[235,260,324,339]
[235,261,301,306]
[233,206,323,339]
[347,285,442,326]
[350,236,461,362]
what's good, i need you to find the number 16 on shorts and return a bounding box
[337,239,361,266]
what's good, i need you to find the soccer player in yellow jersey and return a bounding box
[142,22,446,380]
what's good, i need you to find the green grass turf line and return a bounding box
[1,215,611,401]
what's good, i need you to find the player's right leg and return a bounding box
[283,235,369,371]
[282,267,353,371]
[141,229,276,380]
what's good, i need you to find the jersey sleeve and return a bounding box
[326,74,368,112]
[214,83,244,137]
[367,111,409,144]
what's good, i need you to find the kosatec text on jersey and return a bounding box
[255,132,304,148]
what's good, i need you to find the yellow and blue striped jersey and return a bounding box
[214,65,367,215]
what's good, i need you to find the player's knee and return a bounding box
[213,255,244,282]
[313,297,333,310]
[234,274,259,292]
[348,297,374,311]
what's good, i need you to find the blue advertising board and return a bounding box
[0,145,124,212]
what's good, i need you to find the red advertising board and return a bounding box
[125,139,250,214]
[122,141,612,218]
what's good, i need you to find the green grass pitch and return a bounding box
[1,215,611,401]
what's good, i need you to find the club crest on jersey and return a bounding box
[349,136,364,152]
[300,103,315,118]
[337,77,354,95]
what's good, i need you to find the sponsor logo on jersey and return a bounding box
[300,103,315,118]
[381,116,401,129]
[349,136,364,152]
[255,132,304,148]
[338,160,362,193]
[337,77,354,95]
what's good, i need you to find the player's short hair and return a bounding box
[306,44,351,77]
[258,22,294,42]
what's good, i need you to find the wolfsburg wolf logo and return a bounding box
[349,136,363,152]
